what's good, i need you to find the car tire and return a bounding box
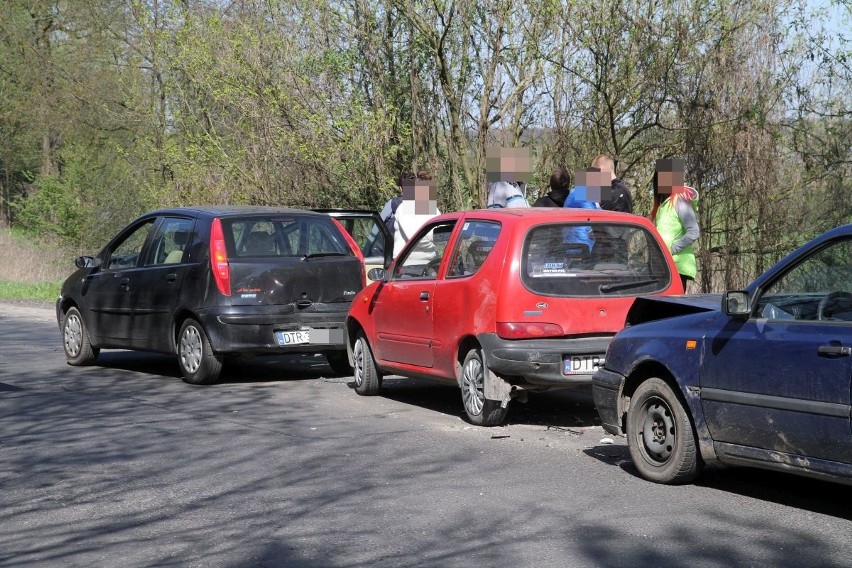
[178,318,223,385]
[352,333,382,395]
[326,351,353,375]
[62,307,99,365]
[461,348,508,426]
[626,377,701,484]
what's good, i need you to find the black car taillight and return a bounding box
[210,218,231,296]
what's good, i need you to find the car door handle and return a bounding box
[420,291,430,301]
[818,344,852,356]
[166,273,177,282]
[119,277,130,288]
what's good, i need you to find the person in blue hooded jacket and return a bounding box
[562,167,606,254]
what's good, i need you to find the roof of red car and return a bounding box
[429,207,649,223]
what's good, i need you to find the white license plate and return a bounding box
[275,330,310,346]
[563,355,604,375]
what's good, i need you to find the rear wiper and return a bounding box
[599,279,659,293]
[302,252,347,260]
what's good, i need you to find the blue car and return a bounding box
[593,224,852,485]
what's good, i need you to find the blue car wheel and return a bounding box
[627,378,701,484]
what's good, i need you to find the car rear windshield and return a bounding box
[224,216,351,258]
[522,222,671,297]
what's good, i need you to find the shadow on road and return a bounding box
[6,304,852,567]
[695,467,852,520]
[89,351,339,383]
[354,376,601,428]
[583,444,852,521]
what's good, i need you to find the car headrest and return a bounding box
[245,231,276,253]
[173,231,190,246]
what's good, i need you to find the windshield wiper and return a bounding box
[599,279,659,293]
[302,252,347,260]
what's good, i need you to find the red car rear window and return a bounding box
[522,223,671,297]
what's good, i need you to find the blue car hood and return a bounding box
[625,293,722,327]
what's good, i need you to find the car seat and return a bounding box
[164,230,190,264]
[244,231,277,255]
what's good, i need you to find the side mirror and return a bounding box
[723,290,750,317]
[367,267,385,282]
[75,256,100,269]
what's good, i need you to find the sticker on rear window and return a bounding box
[537,262,567,275]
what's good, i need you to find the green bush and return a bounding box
[13,174,82,242]
[12,143,147,250]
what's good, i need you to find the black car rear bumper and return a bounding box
[478,333,613,389]
[592,368,626,436]
[199,307,348,354]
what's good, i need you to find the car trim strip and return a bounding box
[701,388,850,418]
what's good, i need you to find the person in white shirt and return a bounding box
[392,170,441,260]
[485,146,531,208]
[487,180,529,208]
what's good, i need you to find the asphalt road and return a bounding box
[2,302,850,567]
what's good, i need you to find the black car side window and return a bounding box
[146,217,196,266]
[106,220,155,270]
[755,238,852,321]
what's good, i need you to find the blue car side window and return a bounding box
[755,238,852,321]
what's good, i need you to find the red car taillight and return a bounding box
[496,321,564,339]
[209,218,231,296]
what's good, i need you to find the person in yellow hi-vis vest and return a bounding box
[651,158,699,291]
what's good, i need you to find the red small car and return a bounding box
[346,208,682,425]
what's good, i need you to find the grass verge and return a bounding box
[1,225,72,301]
[0,280,63,302]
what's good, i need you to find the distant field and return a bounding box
[0,227,71,301]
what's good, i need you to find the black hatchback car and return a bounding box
[57,206,365,384]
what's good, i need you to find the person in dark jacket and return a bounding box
[534,167,571,207]
[592,154,633,213]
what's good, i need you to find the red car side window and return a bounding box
[446,220,501,278]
